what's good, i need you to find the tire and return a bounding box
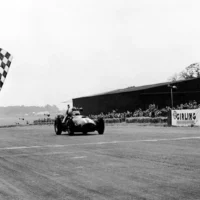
[54,119,62,135]
[97,118,105,135]
[67,119,74,135]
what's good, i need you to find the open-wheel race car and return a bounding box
[54,108,105,135]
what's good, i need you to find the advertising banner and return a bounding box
[171,108,200,126]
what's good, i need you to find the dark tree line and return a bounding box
[0,105,59,116]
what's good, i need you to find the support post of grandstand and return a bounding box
[168,85,177,108]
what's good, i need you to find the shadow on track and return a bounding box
[54,132,98,137]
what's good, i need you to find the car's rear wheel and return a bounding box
[97,118,105,135]
[54,119,62,135]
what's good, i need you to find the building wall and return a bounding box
[73,92,140,115]
[73,78,200,115]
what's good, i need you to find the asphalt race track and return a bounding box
[0,124,199,200]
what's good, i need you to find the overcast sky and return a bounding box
[1,0,200,109]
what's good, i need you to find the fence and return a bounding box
[32,116,168,125]
[33,119,54,125]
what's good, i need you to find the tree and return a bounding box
[168,73,179,82]
[168,63,200,81]
[179,63,200,80]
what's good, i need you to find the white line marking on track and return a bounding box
[75,166,84,169]
[0,151,84,157]
[72,156,87,159]
[0,136,200,150]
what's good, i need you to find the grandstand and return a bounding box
[73,77,200,115]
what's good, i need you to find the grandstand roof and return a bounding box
[74,77,200,99]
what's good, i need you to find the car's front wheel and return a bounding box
[67,119,74,135]
[54,119,62,135]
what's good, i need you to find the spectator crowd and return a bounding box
[89,100,200,119]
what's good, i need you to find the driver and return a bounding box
[62,104,72,123]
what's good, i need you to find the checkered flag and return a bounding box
[0,48,13,91]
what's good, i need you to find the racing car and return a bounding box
[54,108,105,135]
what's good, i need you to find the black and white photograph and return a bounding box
[0,0,200,199]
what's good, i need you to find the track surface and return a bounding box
[0,124,199,200]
